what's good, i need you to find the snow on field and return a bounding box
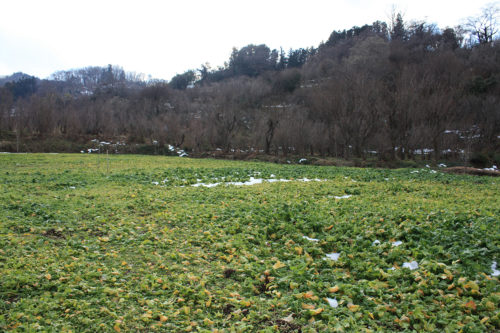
[303,236,319,242]
[333,195,352,199]
[372,239,381,245]
[402,261,419,270]
[392,241,403,247]
[491,261,500,277]
[325,253,340,261]
[185,177,326,188]
[326,298,339,308]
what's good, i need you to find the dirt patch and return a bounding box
[222,304,235,315]
[223,268,236,279]
[274,319,302,332]
[43,228,65,239]
[442,167,499,177]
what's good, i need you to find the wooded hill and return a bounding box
[1,10,499,165]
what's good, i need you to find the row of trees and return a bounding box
[0,7,499,161]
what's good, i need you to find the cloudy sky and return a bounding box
[0,0,496,80]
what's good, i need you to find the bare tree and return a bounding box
[466,3,499,45]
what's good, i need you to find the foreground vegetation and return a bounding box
[0,154,499,332]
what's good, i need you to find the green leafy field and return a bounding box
[0,154,499,332]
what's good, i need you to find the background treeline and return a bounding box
[0,9,499,165]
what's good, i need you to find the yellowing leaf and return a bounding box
[113,324,121,332]
[329,285,339,293]
[203,318,214,326]
[302,303,315,310]
[463,281,479,291]
[310,308,324,316]
[325,225,334,231]
[303,291,318,300]
[348,304,360,312]
[464,300,476,310]
[294,247,303,255]
[45,273,52,280]
[273,261,285,270]
[240,300,251,307]
[159,315,168,322]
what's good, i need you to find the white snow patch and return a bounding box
[430,170,437,174]
[392,241,403,247]
[302,236,319,242]
[372,240,381,245]
[152,181,159,185]
[299,158,307,164]
[336,194,352,199]
[191,182,221,188]
[484,165,498,171]
[411,170,419,174]
[402,261,419,270]
[326,298,338,308]
[438,163,447,168]
[425,164,430,168]
[187,177,323,188]
[325,253,340,261]
[69,186,76,189]
[491,261,500,277]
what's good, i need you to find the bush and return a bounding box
[469,152,490,168]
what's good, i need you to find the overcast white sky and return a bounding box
[0,0,496,80]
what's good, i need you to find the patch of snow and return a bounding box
[411,170,419,174]
[491,261,500,277]
[414,149,433,155]
[372,240,381,245]
[69,186,76,189]
[168,145,175,152]
[438,163,447,168]
[270,174,276,178]
[388,267,396,271]
[152,181,159,185]
[187,177,324,188]
[179,152,188,157]
[336,194,352,199]
[299,158,307,164]
[80,150,85,153]
[425,164,430,168]
[392,241,403,247]
[484,165,498,171]
[326,298,338,308]
[325,253,340,261]
[430,170,437,174]
[303,236,319,242]
[402,261,419,270]
[191,182,221,188]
